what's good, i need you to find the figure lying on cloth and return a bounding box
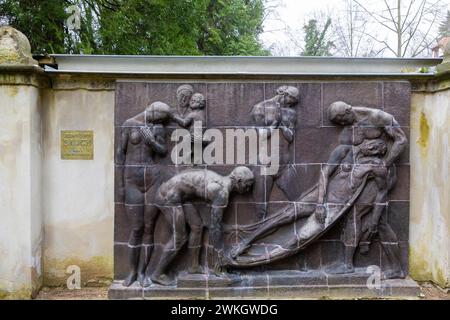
[224,138,405,279]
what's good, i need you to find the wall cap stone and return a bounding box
[412,71,450,92]
[0,65,50,88]
[0,26,38,66]
[47,54,441,78]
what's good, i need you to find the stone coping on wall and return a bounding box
[48,55,442,76]
[0,65,50,88]
[2,55,448,90]
[412,70,450,92]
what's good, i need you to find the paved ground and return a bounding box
[35,281,449,300]
[419,282,450,300]
[36,286,108,300]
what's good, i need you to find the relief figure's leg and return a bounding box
[231,207,300,258]
[327,207,362,274]
[151,206,188,286]
[184,203,204,274]
[252,173,274,221]
[378,213,405,279]
[122,181,146,287]
[231,188,318,258]
[141,205,159,287]
[123,204,144,287]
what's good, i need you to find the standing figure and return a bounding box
[250,85,300,220]
[151,167,254,285]
[116,102,172,287]
[327,101,407,278]
[316,139,404,278]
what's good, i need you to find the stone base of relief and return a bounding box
[109,270,420,299]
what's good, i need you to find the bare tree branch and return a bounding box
[355,0,445,57]
[400,0,415,32]
[361,30,398,56]
[383,0,398,30]
[354,0,397,33]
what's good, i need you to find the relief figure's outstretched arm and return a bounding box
[172,113,193,128]
[375,113,406,167]
[384,123,407,167]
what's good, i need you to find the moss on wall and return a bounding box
[44,256,113,287]
[417,112,430,154]
[410,90,450,290]
[410,248,449,288]
[0,286,33,299]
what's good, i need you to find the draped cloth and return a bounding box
[224,174,369,267]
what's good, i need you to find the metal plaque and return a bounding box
[61,130,94,160]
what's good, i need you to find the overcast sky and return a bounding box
[261,0,450,56]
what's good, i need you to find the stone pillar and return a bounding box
[409,49,450,290]
[0,26,48,298]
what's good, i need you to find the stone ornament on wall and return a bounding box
[0,26,37,65]
[112,81,411,298]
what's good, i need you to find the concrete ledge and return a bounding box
[48,55,441,78]
[412,70,450,92]
[108,270,420,300]
[0,65,50,88]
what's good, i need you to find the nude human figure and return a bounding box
[318,101,407,226]
[251,85,298,148]
[319,140,403,278]
[171,92,207,155]
[151,167,254,286]
[116,102,171,287]
[229,139,395,265]
[328,101,407,167]
[250,85,300,220]
[327,101,407,278]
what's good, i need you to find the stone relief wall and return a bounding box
[113,81,411,297]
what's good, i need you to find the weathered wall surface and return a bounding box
[40,81,115,286]
[0,82,43,298]
[410,87,450,288]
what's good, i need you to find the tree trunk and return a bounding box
[397,0,402,57]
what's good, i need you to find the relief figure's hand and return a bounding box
[314,205,327,224]
[140,126,155,142]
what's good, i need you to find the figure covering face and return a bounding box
[250,86,300,221]
[116,102,171,287]
[226,102,407,280]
